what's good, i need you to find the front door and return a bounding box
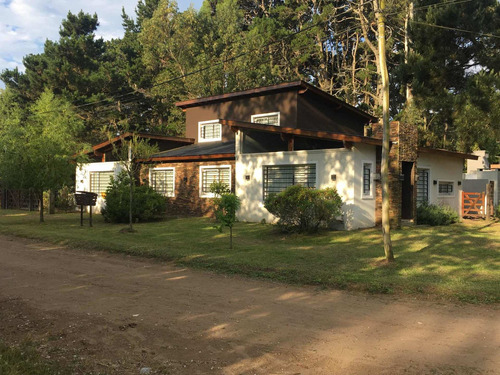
[401,162,414,220]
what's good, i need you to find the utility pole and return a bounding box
[375,0,395,262]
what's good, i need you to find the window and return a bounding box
[150,168,175,197]
[362,163,373,198]
[438,181,454,196]
[251,112,280,126]
[263,164,316,199]
[416,168,429,205]
[200,165,231,197]
[89,171,114,195]
[199,120,222,142]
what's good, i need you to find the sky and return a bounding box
[0,0,204,88]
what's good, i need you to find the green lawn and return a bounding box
[0,210,498,303]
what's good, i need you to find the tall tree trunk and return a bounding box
[128,145,134,232]
[404,1,414,104]
[39,191,44,223]
[376,0,394,262]
[229,226,233,250]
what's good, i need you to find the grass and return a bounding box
[0,341,97,375]
[0,210,499,304]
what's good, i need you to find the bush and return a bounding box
[264,185,343,233]
[102,172,166,223]
[495,204,500,219]
[416,203,459,226]
[55,185,75,212]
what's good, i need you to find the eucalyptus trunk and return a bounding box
[376,0,395,262]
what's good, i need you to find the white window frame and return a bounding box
[361,161,374,199]
[437,180,455,197]
[198,120,222,143]
[199,165,232,198]
[149,167,175,197]
[89,170,114,196]
[251,112,280,126]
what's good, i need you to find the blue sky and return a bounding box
[0,0,204,88]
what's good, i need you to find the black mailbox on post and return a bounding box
[75,191,98,227]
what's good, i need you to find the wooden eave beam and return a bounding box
[219,119,384,146]
[137,153,235,163]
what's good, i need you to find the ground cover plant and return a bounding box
[0,210,498,304]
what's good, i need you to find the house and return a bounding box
[142,81,477,229]
[463,150,500,208]
[76,132,193,213]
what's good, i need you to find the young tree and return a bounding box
[110,133,159,232]
[0,89,87,222]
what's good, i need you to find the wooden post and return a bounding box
[89,205,93,227]
[80,205,84,226]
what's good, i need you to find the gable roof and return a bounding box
[175,81,377,122]
[418,147,478,160]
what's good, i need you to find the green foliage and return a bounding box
[209,181,230,197]
[213,194,241,232]
[55,186,76,213]
[495,205,500,219]
[102,172,166,223]
[264,185,343,233]
[416,203,460,226]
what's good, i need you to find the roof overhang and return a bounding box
[139,153,235,163]
[176,81,377,123]
[418,147,478,160]
[89,132,194,155]
[219,119,384,146]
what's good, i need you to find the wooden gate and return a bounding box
[462,192,485,219]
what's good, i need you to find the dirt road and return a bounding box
[0,235,498,375]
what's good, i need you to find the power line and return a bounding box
[36,1,375,115]
[411,20,500,39]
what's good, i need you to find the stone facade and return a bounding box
[143,159,236,216]
[371,121,419,227]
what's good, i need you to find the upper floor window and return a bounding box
[199,120,222,142]
[251,112,280,126]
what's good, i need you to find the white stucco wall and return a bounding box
[417,154,464,213]
[75,162,123,213]
[235,140,377,230]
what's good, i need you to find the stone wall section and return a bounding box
[371,121,418,227]
[142,159,236,216]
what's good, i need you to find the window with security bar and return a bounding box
[199,121,222,141]
[438,181,453,195]
[362,163,372,197]
[200,166,231,196]
[416,168,429,205]
[89,171,114,194]
[150,169,175,197]
[263,164,316,199]
[251,112,280,126]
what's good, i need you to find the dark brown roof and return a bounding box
[176,81,377,122]
[418,147,478,160]
[219,119,384,146]
[141,141,235,162]
[90,132,194,154]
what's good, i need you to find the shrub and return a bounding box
[495,204,500,219]
[264,185,343,233]
[416,202,459,226]
[55,185,76,212]
[102,172,166,223]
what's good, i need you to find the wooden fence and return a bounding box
[462,192,485,219]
